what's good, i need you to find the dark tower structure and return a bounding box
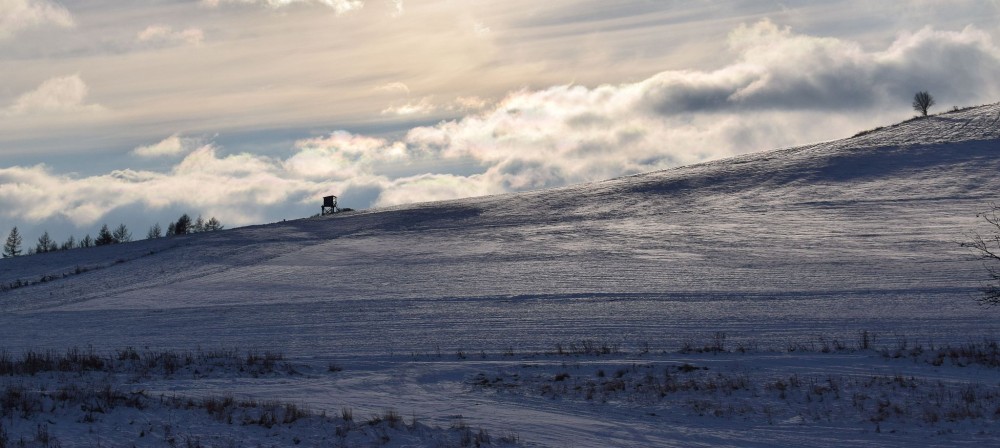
[321,195,339,216]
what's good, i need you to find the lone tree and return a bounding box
[912,91,935,117]
[3,227,22,257]
[964,204,1000,305]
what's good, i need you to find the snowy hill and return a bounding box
[2,103,1000,446]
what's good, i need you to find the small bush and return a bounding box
[383,409,402,428]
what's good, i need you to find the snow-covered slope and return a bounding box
[2,103,1000,446]
[4,103,999,351]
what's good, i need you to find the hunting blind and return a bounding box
[321,195,339,215]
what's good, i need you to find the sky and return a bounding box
[1,0,999,245]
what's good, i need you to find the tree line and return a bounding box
[2,213,223,258]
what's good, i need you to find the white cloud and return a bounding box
[380,97,435,116]
[373,82,411,95]
[380,95,492,116]
[0,0,74,40]
[5,75,103,116]
[136,25,204,46]
[202,0,365,15]
[633,20,1000,115]
[132,134,207,158]
[285,131,406,180]
[376,173,494,206]
[449,96,490,112]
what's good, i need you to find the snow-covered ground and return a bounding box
[2,103,1000,446]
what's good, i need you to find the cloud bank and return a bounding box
[2,21,999,232]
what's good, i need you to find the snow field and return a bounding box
[1,103,1000,445]
[0,347,519,447]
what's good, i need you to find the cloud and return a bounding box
[202,0,365,14]
[380,95,492,116]
[0,0,74,40]
[373,82,411,95]
[376,173,494,206]
[0,162,306,228]
[136,25,204,47]
[4,75,103,116]
[3,21,1000,233]
[132,134,207,158]
[284,131,407,180]
[449,96,491,112]
[640,21,1000,114]
[277,21,1000,198]
[380,97,435,116]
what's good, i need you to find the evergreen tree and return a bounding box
[79,234,93,248]
[95,224,115,246]
[60,235,75,251]
[35,231,54,253]
[166,222,176,236]
[174,214,192,235]
[112,223,132,243]
[204,217,224,231]
[3,226,22,258]
[193,215,205,233]
[146,223,162,239]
